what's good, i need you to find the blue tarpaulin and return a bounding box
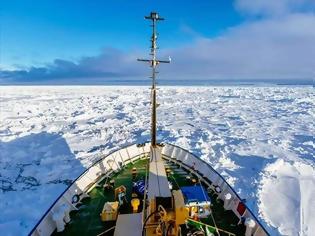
[133,180,145,196]
[180,186,211,204]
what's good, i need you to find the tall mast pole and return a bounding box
[138,12,170,147]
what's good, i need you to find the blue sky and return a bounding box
[1,0,315,83]
[1,0,240,67]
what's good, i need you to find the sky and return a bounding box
[1,0,315,84]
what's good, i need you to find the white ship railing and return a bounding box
[29,142,269,236]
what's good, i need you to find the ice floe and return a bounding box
[0,86,314,236]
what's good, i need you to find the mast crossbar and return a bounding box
[137,12,170,147]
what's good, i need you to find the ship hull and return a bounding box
[29,143,269,236]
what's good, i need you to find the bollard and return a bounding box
[52,210,65,232]
[223,193,233,210]
[245,218,256,236]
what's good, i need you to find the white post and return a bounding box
[223,193,233,210]
[245,218,256,236]
[52,210,65,232]
[61,204,71,223]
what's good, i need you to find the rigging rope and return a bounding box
[198,178,221,236]
[170,173,181,190]
[142,154,150,223]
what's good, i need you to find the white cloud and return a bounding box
[235,0,315,16]
[2,1,315,83]
[158,13,315,80]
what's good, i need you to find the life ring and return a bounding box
[214,185,222,193]
[72,194,80,204]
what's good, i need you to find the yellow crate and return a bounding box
[100,201,119,221]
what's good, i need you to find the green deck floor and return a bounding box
[53,158,245,236]
[52,158,148,236]
[164,160,245,235]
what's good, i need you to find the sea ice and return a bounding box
[0,86,314,236]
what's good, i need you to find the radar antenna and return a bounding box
[138,12,170,147]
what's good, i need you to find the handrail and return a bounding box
[28,142,269,236]
[165,143,270,236]
[187,218,236,236]
[96,226,115,236]
[28,143,145,236]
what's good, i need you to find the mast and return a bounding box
[138,12,170,147]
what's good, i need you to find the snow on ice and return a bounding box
[0,86,314,236]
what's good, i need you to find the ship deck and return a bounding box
[52,157,245,236]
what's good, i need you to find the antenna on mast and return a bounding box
[137,12,170,147]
